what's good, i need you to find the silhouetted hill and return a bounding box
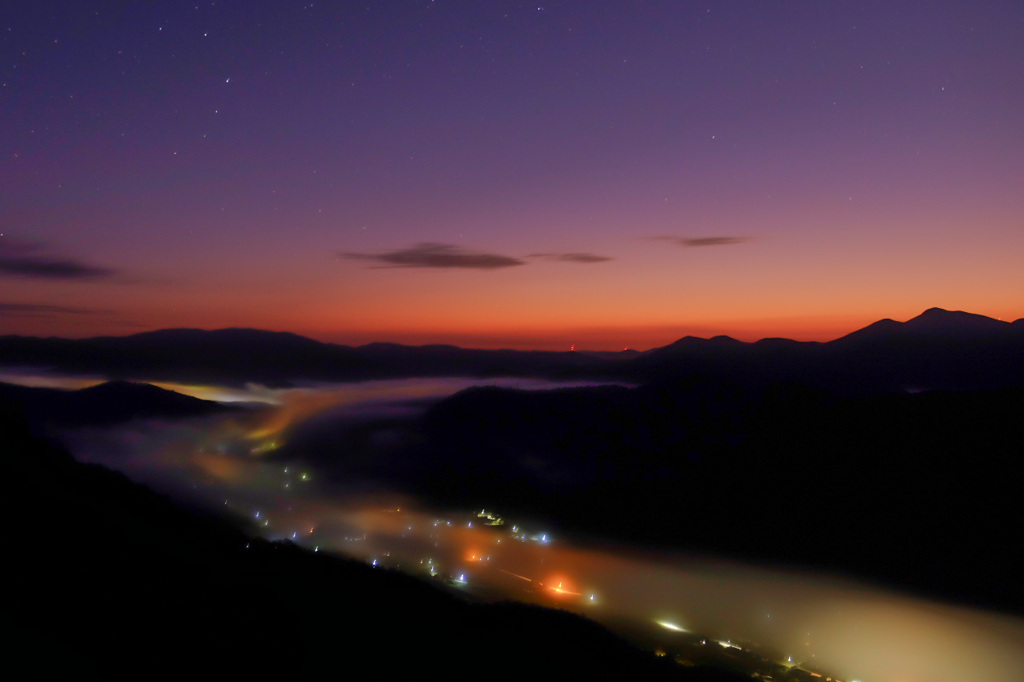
[821,308,1024,393]
[905,306,1010,334]
[0,380,233,427]
[2,405,742,680]
[323,380,1024,616]
[0,327,370,386]
[628,308,1024,393]
[834,307,1012,344]
[0,328,615,386]
[831,317,903,344]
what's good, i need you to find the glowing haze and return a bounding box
[2,2,1022,349]
[66,380,1024,682]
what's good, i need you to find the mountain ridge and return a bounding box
[1,308,1021,392]
[0,379,235,426]
[2,307,1019,350]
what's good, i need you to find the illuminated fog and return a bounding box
[63,379,1024,682]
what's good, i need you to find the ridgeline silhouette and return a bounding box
[2,308,1021,392]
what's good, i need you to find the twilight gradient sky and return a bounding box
[2,1,1022,350]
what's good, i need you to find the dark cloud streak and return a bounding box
[0,302,105,317]
[341,243,525,270]
[0,239,117,280]
[654,236,749,248]
[341,243,615,270]
[528,252,613,263]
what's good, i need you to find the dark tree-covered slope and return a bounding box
[3,405,742,680]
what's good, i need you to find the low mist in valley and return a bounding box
[58,376,1024,682]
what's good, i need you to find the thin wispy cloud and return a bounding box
[341,243,525,270]
[0,238,116,280]
[528,252,613,264]
[0,302,104,317]
[342,243,615,270]
[653,236,749,248]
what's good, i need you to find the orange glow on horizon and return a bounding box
[3,285,1020,352]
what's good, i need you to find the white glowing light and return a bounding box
[656,620,687,632]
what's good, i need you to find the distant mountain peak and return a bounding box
[78,380,212,404]
[834,308,1010,345]
[126,327,326,344]
[904,307,1006,332]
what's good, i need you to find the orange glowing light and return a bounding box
[544,575,582,598]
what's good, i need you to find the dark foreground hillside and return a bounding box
[3,405,744,680]
[0,379,235,427]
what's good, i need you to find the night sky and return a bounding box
[3,1,1022,349]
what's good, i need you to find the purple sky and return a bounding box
[3,2,1022,349]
